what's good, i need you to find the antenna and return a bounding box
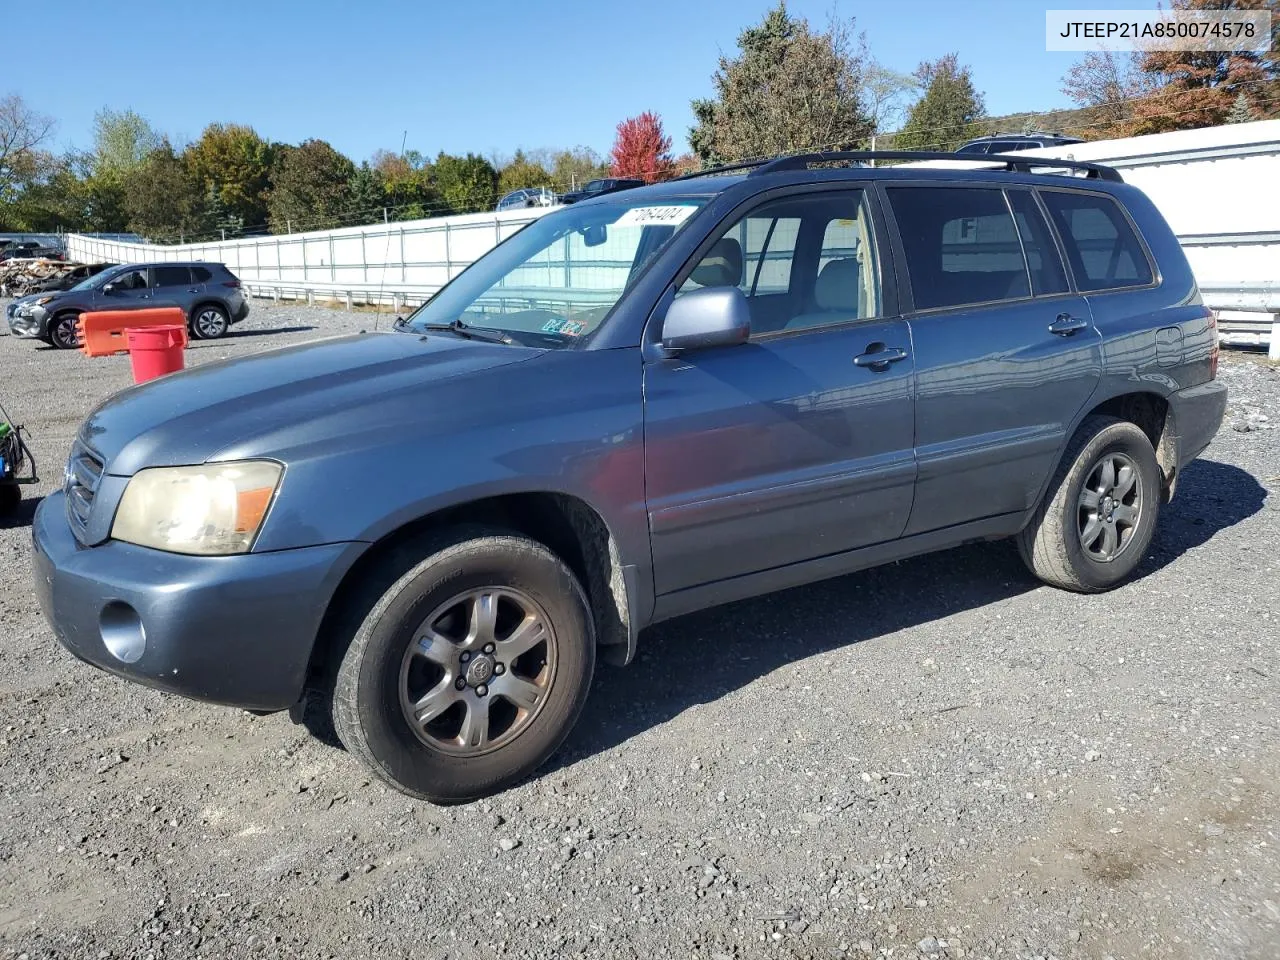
[376,131,409,331]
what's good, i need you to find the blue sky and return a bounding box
[2,0,1161,163]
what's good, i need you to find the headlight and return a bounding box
[111,461,283,555]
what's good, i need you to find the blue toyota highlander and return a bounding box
[33,151,1227,802]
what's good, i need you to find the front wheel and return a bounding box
[332,532,595,802]
[1017,415,1161,593]
[48,313,80,349]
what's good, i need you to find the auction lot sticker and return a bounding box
[614,206,700,228]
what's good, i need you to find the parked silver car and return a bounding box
[495,187,557,211]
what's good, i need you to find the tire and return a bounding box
[190,304,230,340]
[48,312,80,350]
[331,531,595,802]
[1017,414,1161,593]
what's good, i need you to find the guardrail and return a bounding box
[1200,281,1280,357]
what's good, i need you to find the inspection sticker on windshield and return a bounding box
[614,205,698,228]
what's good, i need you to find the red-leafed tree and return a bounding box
[609,112,675,183]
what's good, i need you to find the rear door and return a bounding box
[151,264,195,313]
[643,184,916,594]
[882,183,1103,535]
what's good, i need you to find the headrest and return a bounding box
[691,238,743,288]
[814,258,861,311]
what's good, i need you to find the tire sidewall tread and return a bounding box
[332,531,595,803]
[1017,415,1161,593]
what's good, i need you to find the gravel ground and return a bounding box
[1,299,1277,960]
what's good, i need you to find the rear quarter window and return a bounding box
[192,266,213,282]
[1039,190,1153,292]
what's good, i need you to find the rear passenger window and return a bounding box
[741,216,800,295]
[888,187,1029,311]
[1040,191,1153,291]
[1007,191,1068,295]
[153,266,191,287]
[191,266,212,283]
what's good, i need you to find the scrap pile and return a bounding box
[0,259,84,297]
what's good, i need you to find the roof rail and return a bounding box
[750,150,1123,182]
[669,159,772,181]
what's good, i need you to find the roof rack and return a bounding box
[669,159,774,181]
[750,150,1122,182]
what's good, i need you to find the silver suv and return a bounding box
[7,261,250,349]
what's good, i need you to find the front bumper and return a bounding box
[32,490,364,711]
[7,306,45,338]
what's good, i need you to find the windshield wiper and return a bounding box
[418,319,512,344]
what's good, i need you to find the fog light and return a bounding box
[100,602,146,663]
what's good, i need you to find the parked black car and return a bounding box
[8,261,249,348]
[34,150,1225,802]
[559,177,645,204]
[956,133,1085,155]
[0,241,65,262]
[29,262,113,294]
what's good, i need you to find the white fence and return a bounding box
[65,208,555,306]
[64,121,1280,341]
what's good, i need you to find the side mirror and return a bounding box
[660,286,751,353]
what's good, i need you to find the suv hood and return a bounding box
[83,331,543,475]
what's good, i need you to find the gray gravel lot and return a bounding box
[1,299,1277,960]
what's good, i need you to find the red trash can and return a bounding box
[126,325,187,383]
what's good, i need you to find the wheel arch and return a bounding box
[1086,391,1175,498]
[306,490,638,694]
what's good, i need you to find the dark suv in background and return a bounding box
[957,132,1085,154]
[559,177,645,203]
[7,261,249,348]
[35,151,1225,802]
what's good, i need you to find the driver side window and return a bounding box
[678,190,881,336]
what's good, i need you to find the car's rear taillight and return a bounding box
[1207,308,1219,378]
[222,280,241,288]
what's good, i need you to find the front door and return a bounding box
[97,267,153,308]
[643,186,917,595]
[881,184,1104,535]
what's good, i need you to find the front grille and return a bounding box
[65,440,105,541]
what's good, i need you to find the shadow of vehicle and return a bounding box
[0,494,44,530]
[554,458,1266,768]
[218,325,317,340]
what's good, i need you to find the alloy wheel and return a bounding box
[1077,452,1142,562]
[398,587,557,755]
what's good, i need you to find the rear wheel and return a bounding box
[49,313,80,349]
[331,531,595,802]
[1017,415,1161,592]
[190,304,229,340]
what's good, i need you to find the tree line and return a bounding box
[2,0,1275,243]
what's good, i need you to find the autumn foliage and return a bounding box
[609,112,675,183]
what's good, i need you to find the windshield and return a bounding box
[405,196,708,346]
[68,266,124,292]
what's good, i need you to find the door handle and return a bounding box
[853,344,909,370]
[1048,313,1089,336]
